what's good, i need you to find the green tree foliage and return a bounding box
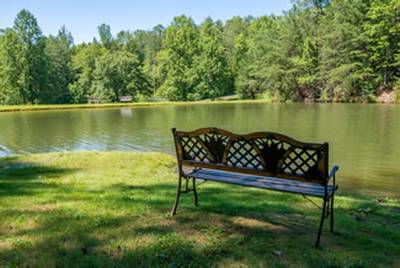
[91,50,150,102]
[134,25,165,94]
[1,2,399,104]
[364,0,400,89]
[222,17,250,77]
[116,26,165,94]
[69,43,106,103]
[236,16,285,99]
[44,26,74,103]
[0,29,21,104]
[0,9,48,104]
[190,18,233,100]
[156,16,199,100]
[319,0,372,100]
[97,23,113,49]
[156,17,232,100]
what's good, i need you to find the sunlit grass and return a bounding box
[0,152,399,267]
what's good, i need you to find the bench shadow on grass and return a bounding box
[1,171,399,267]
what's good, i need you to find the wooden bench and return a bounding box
[87,96,101,104]
[119,96,133,102]
[171,128,339,247]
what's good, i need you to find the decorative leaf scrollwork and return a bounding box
[257,139,287,174]
[201,133,228,163]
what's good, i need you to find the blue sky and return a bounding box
[1,0,292,44]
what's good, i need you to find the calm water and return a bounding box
[1,103,399,197]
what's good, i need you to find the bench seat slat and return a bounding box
[187,169,334,197]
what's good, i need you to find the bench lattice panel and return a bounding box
[281,147,323,178]
[181,136,211,162]
[226,140,263,169]
[199,133,229,163]
[174,128,328,182]
[254,137,292,174]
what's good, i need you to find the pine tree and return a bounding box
[0,29,21,104]
[98,23,113,49]
[44,26,74,103]
[6,9,48,104]
[319,0,371,100]
[364,0,400,90]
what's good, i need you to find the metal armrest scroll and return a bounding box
[329,165,339,179]
[328,165,339,190]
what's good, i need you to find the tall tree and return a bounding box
[0,29,21,104]
[2,9,49,104]
[236,16,287,99]
[156,16,199,100]
[286,1,324,100]
[364,0,400,89]
[44,26,74,103]
[222,17,250,78]
[115,30,141,56]
[190,18,233,100]
[69,43,106,102]
[98,23,113,49]
[133,25,165,94]
[319,0,371,100]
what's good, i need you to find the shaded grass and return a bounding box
[0,152,399,267]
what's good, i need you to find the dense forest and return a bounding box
[0,0,399,105]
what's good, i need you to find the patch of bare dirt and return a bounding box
[232,216,287,232]
[20,204,59,213]
[377,90,396,103]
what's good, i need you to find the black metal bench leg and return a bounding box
[192,178,199,206]
[330,193,335,232]
[171,175,183,216]
[326,198,330,218]
[315,197,327,248]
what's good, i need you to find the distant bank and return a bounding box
[0,99,270,113]
[1,97,399,113]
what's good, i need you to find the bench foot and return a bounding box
[315,197,327,248]
[171,175,183,216]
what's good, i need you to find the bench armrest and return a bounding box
[329,165,339,179]
[327,165,339,192]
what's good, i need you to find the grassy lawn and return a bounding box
[0,152,399,267]
[0,99,272,113]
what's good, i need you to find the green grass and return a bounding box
[0,152,399,267]
[0,99,273,113]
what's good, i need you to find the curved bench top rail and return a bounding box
[173,127,325,149]
[172,127,329,184]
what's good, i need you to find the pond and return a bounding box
[1,103,399,197]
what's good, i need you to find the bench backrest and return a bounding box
[172,128,329,184]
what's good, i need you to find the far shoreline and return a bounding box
[0,99,398,113]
